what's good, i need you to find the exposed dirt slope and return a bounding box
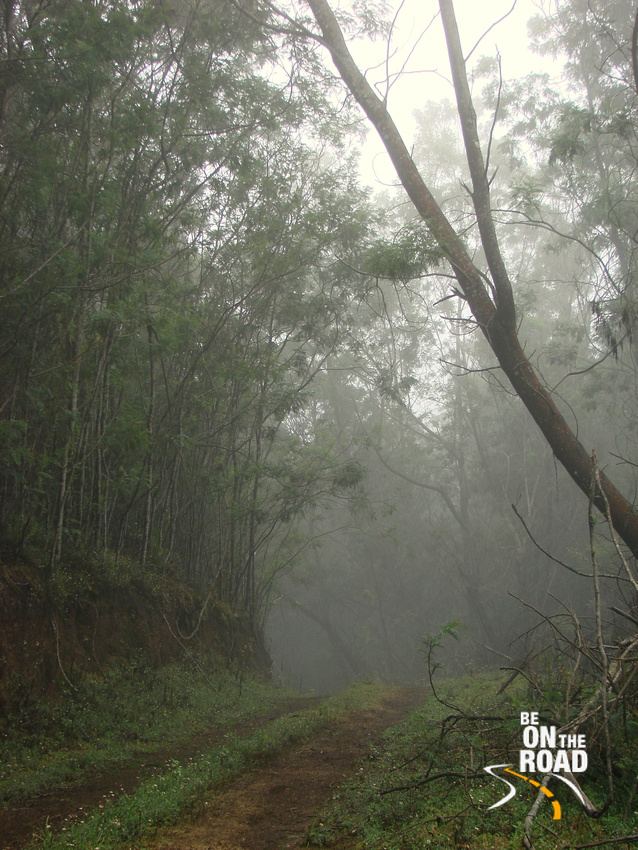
[148,686,424,850]
[0,563,271,716]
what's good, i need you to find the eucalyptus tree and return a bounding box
[268,0,638,562]
[494,0,638,472]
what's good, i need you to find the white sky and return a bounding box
[342,0,564,187]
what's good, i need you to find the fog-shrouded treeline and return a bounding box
[268,0,638,689]
[1,0,638,690]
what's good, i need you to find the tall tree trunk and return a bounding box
[305,0,638,557]
[141,311,156,565]
[49,295,87,575]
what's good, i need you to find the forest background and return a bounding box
[1,0,638,696]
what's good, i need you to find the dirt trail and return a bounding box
[148,686,424,850]
[0,696,321,850]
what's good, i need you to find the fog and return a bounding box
[264,349,628,693]
[263,0,638,692]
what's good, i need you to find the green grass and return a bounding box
[305,673,638,849]
[29,680,387,850]
[0,657,296,806]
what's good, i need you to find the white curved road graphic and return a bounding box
[484,764,587,817]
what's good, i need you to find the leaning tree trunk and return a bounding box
[305,0,638,558]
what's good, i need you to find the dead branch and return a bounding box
[611,606,638,629]
[571,835,638,849]
[499,665,543,695]
[591,452,614,804]
[522,771,551,850]
[511,503,625,581]
[379,769,485,795]
[593,450,638,594]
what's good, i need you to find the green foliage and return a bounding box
[0,0,375,624]
[508,176,544,216]
[423,621,463,678]
[363,222,445,283]
[0,660,292,806]
[306,673,638,849]
[548,105,592,165]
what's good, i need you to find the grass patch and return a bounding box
[29,680,387,850]
[305,673,638,848]
[0,658,295,806]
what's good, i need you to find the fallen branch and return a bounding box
[379,769,485,795]
[499,665,543,695]
[523,771,552,850]
[569,835,638,849]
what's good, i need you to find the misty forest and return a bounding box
[2,0,638,848]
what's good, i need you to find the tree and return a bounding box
[0,0,373,626]
[297,0,638,558]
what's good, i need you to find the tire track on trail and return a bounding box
[148,686,424,850]
[0,697,321,850]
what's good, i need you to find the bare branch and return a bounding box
[511,503,626,581]
[464,0,518,62]
[484,50,503,177]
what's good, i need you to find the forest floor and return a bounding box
[0,687,423,850]
[142,686,424,850]
[0,695,323,850]
[4,674,635,850]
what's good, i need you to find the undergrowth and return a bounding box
[28,680,386,850]
[0,657,293,806]
[305,672,638,849]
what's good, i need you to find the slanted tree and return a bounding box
[289,0,638,558]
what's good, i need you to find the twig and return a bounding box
[496,667,520,694]
[51,615,77,692]
[611,606,638,629]
[592,453,638,594]
[569,835,638,848]
[511,504,624,581]
[379,769,484,795]
[499,666,543,695]
[161,610,219,693]
[508,592,599,669]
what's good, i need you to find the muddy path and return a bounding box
[146,686,424,850]
[0,696,321,850]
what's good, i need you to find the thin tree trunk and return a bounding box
[49,295,87,575]
[141,312,155,565]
